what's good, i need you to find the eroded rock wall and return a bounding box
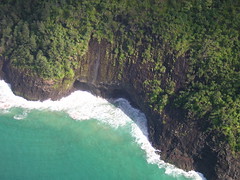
[1,38,239,180]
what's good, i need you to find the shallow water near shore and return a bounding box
[0,80,205,180]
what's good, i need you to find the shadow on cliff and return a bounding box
[73,80,149,137]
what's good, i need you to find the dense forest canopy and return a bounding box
[0,0,239,151]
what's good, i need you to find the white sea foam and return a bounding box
[0,80,128,127]
[0,80,206,180]
[113,98,206,180]
[13,110,29,120]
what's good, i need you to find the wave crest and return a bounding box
[0,80,205,179]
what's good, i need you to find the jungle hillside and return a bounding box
[0,0,239,152]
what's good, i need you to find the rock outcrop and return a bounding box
[2,66,74,101]
[0,39,239,180]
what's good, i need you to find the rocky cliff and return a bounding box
[0,39,239,180]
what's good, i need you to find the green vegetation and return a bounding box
[0,0,239,151]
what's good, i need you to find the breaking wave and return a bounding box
[0,80,205,180]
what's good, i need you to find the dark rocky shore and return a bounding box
[0,39,239,180]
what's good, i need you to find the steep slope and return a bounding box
[1,37,240,180]
[0,1,239,179]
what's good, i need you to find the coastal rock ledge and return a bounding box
[0,39,239,180]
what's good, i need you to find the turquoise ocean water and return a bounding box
[0,80,205,180]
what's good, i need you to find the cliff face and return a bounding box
[0,57,4,79]
[1,65,74,101]
[0,39,239,180]
[152,106,240,180]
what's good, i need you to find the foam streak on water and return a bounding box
[0,80,206,180]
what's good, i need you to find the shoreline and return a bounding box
[0,38,239,179]
[0,79,205,180]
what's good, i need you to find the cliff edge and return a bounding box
[1,39,239,180]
